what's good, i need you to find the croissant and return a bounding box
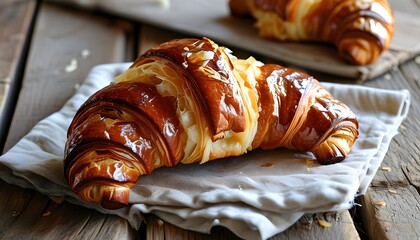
[64,37,359,209]
[229,0,394,65]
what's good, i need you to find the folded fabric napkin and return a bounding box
[0,63,410,240]
[48,0,420,80]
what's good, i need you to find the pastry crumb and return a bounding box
[74,83,81,91]
[12,210,20,217]
[81,49,90,58]
[374,201,386,207]
[42,211,51,217]
[381,166,391,172]
[388,188,397,194]
[317,219,332,228]
[65,59,78,73]
[49,195,64,204]
[305,158,313,169]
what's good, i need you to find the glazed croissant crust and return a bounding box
[64,38,359,209]
[229,0,394,65]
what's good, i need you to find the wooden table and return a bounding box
[0,1,419,239]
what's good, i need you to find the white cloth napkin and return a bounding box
[0,63,410,240]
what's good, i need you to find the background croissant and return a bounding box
[64,38,359,209]
[229,0,394,65]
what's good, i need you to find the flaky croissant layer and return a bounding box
[64,37,358,209]
[229,0,395,65]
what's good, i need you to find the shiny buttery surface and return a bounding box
[139,38,246,138]
[64,37,359,208]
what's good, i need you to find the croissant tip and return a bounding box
[338,39,379,65]
[74,184,130,210]
[312,133,355,165]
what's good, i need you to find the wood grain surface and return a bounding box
[2,3,132,152]
[146,211,360,240]
[0,0,37,153]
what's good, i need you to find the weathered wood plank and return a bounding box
[146,214,241,240]
[138,24,190,55]
[357,56,420,239]
[0,0,37,152]
[0,179,136,239]
[0,179,32,238]
[0,2,138,239]
[146,211,360,240]
[359,187,420,240]
[272,212,360,240]
[2,3,132,152]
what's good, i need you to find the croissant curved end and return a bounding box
[76,184,130,209]
[337,36,382,65]
[334,2,395,65]
[312,128,358,165]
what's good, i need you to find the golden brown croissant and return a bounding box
[229,0,394,65]
[64,38,359,209]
